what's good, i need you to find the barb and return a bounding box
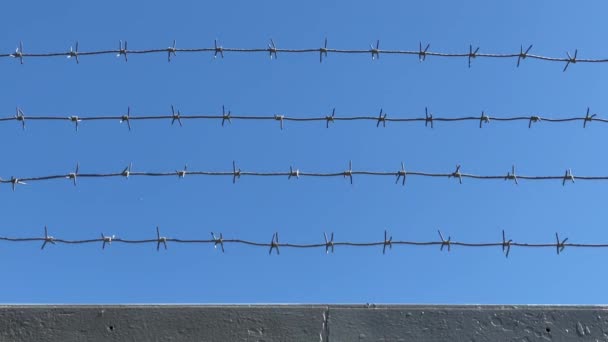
[418,42,430,62]
[3,106,608,130]
[468,44,480,68]
[450,165,463,184]
[214,39,224,59]
[117,40,128,62]
[528,115,541,128]
[167,40,177,62]
[370,40,380,60]
[376,108,387,128]
[101,233,114,250]
[505,165,518,185]
[232,161,241,184]
[501,230,512,258]
[211,232,225,253]
[122,163,133,179]
[67,163,79,186]
[320,38,328,63]
[563,49,577,72]
[425,107,433,128]
[41,226,55,250]
[14,107,26,130]
[325,108,335,128]
[120,106,132,131]
[221,105,231,126]
[288,166,299,180]
[10,176,26,191]
[11,41,24,64]
[383,230,392,254]
[343,160,353,185]
[67,41,79,64]
[3,163,608,189]
[268,39,277,59]
[0,229,603,255]
[517,44,533,67]
[324,232,334,254]
[176,164,188,179]
[170,105,182,126]
[156,226,167,251]
[562,169,575,186]
[4,41,607,70]
[584,107,596,128]
[395,162,406,186]
[69,115,81,131]
[274,114,284,130]
[479,111,490,128]
[438,230,451,252]
[269,232,280,255]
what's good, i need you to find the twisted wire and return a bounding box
[1,40,602,71]
[3,227,594,257]
[3,107,604,131]
[0,163,595,190]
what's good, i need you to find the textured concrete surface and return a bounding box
[0,305,607,341]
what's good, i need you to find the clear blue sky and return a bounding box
[2,1,608,304]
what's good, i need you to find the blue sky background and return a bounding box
[1,1,608,304]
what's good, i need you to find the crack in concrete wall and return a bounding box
[319,306,330,342]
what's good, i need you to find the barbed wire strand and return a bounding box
[1,40,604,71]
[0,162,601,190]
[2,227,602,257]
[3,107,605,131]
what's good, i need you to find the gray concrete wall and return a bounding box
[1,305,607,341]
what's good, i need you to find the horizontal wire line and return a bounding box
[1,229,598,256]
[3,107,605,130]
[0,163,596,189]
[1,41,605,70]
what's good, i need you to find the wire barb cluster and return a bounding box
[3,227,607,258]
[1,162,607,190]
[4,40,608,71]
[3,107,606,131]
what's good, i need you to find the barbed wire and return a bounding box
[1,226,600,257]
[1,39,605,71]
[3,107,604,131]
[0,162,598,190]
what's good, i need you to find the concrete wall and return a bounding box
[1,305,607,341]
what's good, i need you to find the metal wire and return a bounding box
[0,163,597,190]
[3,107,604,131]
[2,227,596,257]
[1,40,603,71]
